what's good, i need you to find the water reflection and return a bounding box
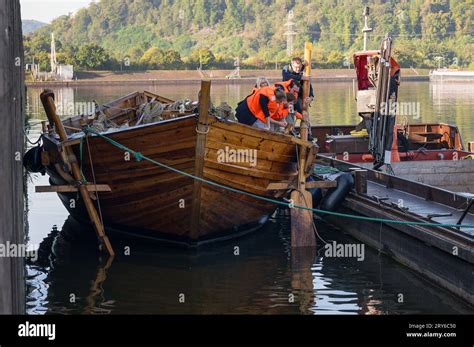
[26,216,468,315]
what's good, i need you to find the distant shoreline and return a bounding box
[26,68,430,87]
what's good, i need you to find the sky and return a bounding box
[20,0,94,23]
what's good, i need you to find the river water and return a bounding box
[25,81,473,314]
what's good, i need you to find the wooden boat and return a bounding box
[310,123,474,192]
[31,87,317,247]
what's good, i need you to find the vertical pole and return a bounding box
[291,42,316,248]
[190,80,211,239]
[362,7,372,51]
[0,0,25,314]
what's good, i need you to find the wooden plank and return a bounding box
[267,180,336,191]
[143,90,175,104]
[208,126,297,154]
[0,0,25,314]
[190,80,211,239]
[205,159,296,181]
[35,184,112,193]
[210,116,308,146]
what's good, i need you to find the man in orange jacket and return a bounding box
[235,86,288,130]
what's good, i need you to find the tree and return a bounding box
[325,51,345,68]
[75,44,111,69]
[140,47,164,68]
[162,49,182,68]
[190,48,215,67]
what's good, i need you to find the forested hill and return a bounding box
[22,20,47,34]
[24,0,473,71]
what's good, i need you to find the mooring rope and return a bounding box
[80,126,474,230]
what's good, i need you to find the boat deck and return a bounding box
[367,181,474,237]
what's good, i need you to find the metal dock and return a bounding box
[316,155,474,305]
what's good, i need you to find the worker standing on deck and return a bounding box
[282,57,314,113]
[235,86,287,130]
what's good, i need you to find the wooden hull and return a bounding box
[43,114,303,245]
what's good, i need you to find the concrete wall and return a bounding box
[0,0,25,314]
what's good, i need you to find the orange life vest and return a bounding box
[274,80,293,92]
[246,86,281,123]
[275,80,298,100]
[271,104,290,120]
[271,105,303,121]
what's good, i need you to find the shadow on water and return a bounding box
[26,214,470,315]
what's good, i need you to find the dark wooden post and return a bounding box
[0,0,25,314]
[354,169,368,194]
[190,80,211,239]
[291,42,316,248]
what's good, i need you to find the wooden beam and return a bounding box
[61,138,82,147]
[304,145,318,174]
[291,41,316,248]
[289,136,316,148]
[267,180,336,191]
[0,0,25,314]
[36,184,112,193]
[40,91,115,257]
[190,80,211,239]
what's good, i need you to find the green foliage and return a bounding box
[140,47,183,69]
[190,48,215,67]
[24,0,474,70]
[75,44,111,69]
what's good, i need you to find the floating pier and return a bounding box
[316,155,474,304]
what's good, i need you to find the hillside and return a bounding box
[23,0,473,71]
[22,19,47,34]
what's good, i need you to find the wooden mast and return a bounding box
[290,42,316,248]
[40,90,115,256]
[190,80,211,239]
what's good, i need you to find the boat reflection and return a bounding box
[26,214,469,315]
